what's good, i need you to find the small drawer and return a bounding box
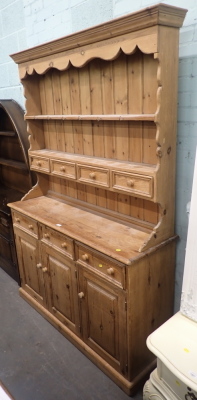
[40,225,74,260]
[30,156,50,173]
[111,170,153,198]
[77,244,125,288]
[77,164,109,188]
[12,211,38,237]
[51,159,76,180]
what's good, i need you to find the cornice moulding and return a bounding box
[10,3,187,65]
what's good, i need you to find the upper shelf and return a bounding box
[0,131,15,137]
[0,157,28,170]
[25,114,156,122]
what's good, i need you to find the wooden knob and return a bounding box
[44,233,50,239]
[60,166,66,172]
[36,263,42,269]
[28,225,33,230]
[36,161,42,167]
[42,267,47,273]
[16,218,20,223]
[107,267,115,275]
[89,172,96,179]
[78,292,85,299]
[127,179,134,187]
[82,253,89,261]
[61,242,67,248]
[156,147,162,158]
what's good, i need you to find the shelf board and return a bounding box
[0,158,28,170]
[0,131,15,136]
[24,114,155,122]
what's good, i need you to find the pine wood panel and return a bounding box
[78,266,127,374]
[41,244,80,335]
[127,240,175,380]
[60,72,74,153]
[24,75,42,116]
[14,227,45,306]
[35,53,158,167]
[52,71,65,152]
[39,78,50,150]
[47,174,159,223]
[128,122,143,163]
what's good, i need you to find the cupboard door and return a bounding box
[78,266,128,376]
[14,227,44,306]
[41,244,80,335]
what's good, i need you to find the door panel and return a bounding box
[14,227,44,305]
[78,265,128,376]
[42,244,80,335]
[86,281,119,358]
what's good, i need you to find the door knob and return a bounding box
[107,267,115,275]
[127,179,134,187]
[89,172,96,179]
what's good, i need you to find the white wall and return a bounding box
[1,0,197,312]
[0,0,27,105]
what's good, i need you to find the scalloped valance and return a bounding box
[18,29,157,78]
[10,3,186,79]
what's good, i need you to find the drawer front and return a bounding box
[51,159,76,180]
[112,170,153,198]
[77,165,109,188]
[30,156,50,173]
[12,211,38,237]
[40,225,74,260]
[76,244,125,288]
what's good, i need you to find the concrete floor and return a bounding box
[0,268,144,400]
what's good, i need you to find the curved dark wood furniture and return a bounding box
[0,99,34,282]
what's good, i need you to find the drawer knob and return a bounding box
[16,217,20,223]
[78,292,85,299]
[28,225,33,230]
[89,172,96,179]
[61,242,67,248]
[36,263,42,269]
[107,267,115,275]
[82,253,89,261]
[60,166,66,172]
[127,179,134,187]
[44,233,50,239]
[42,267,48,273]
[36,161,42,167]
